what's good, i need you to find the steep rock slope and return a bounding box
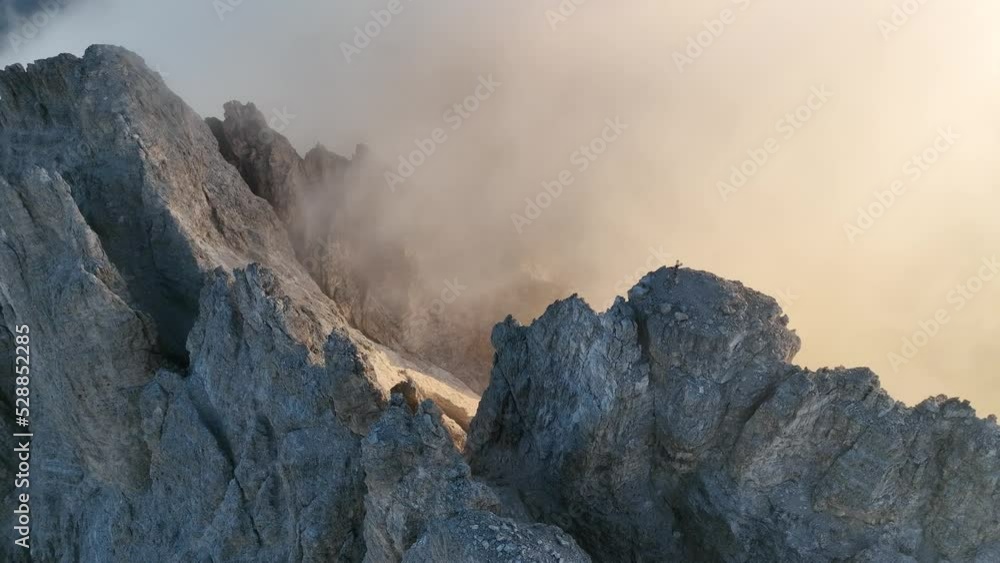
[0,46,479,562]
[205,102,305,222]
[468,267,1000,562]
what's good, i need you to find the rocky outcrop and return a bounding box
[468,267,1000,562]
[403,510,592,563]
[361,396,498,561]
[362,394,589,562]
[206,102,304,222]
[0,48,307,364]
[0,45,478,562]
[0,168,158,492]
[122,265,371,561]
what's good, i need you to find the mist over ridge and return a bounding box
[4,0,999,415]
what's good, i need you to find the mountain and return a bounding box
[0,45,996,562]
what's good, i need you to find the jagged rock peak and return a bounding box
[206,100,306,220]
[469,266,999,562]
[0,45,481,562]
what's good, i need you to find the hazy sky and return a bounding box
[4,0,999,416]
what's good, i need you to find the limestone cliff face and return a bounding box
[0,45,996,563]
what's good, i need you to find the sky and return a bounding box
[3,0,1000,416]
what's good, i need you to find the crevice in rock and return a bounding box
[390,381,420,413]
[61,166,197,369]
[206,117,238,168]
[187,382,237,470]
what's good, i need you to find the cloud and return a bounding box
[0,0,87,53]
[7,0,1000,416]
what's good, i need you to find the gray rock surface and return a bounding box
[0,45,477,562]
[121,266,370,562]
[206,101,304,222]
[403,510,592,563]
[0,168,157,491]
[468,267,1000,562]
[361,396,499,562]
[0,48,313,365]
[361,394,588,562]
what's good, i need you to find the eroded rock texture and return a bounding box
[403,510,593,563]
[468,267,1000,562]
[205,102,304,221]
[362,397,497,561]
[0,45,478,562]
[361,394,590,562]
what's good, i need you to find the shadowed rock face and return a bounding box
[468,267,1000,562]
[0,47,300,365]
[205,102,304,222]
[206,101,427,366]
[0,44,996,563]
[0,46,481,562]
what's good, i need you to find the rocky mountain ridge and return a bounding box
[0,45,996,562]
